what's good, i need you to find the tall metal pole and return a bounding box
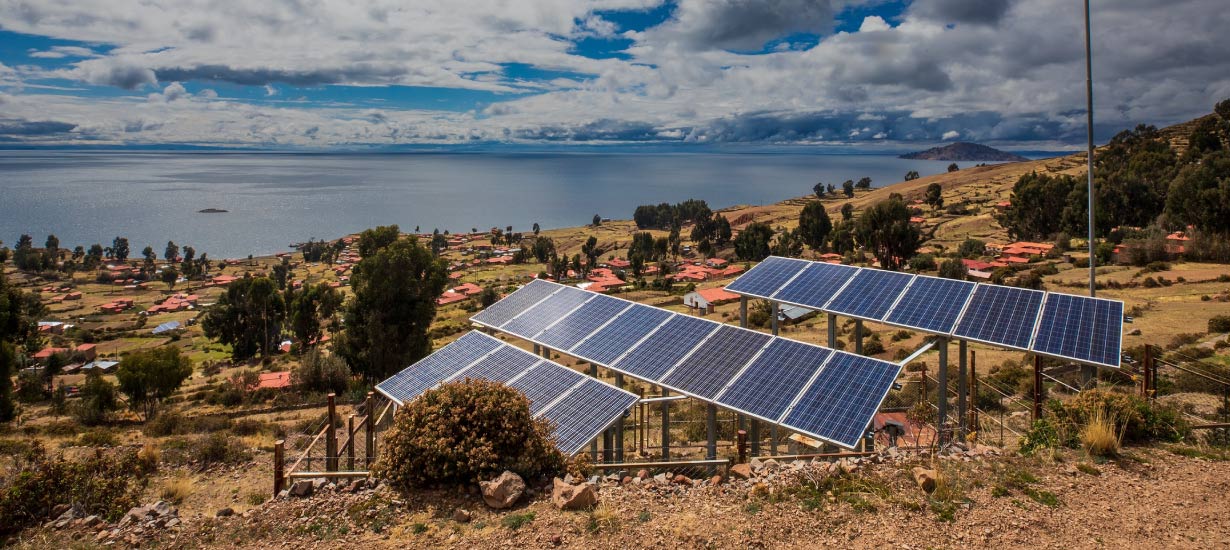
[1081,0,1099,390]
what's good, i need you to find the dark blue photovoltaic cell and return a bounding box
[508,365,586,415]
[541,379,639,455]
[780,352,901,448]
[884,277,977,333]
[661,325,772,399]
[717,339,833,422]
[953,285,1045,350]
[375,332,502,403]
[1031,293,1123,368]
[452,346,542,384]
[725,256,810,298]
[825,269,914,320]
[772,262,859,309]
[612,315,719,381]
[470,279,559,328]
[536,295,630,351]
[500,287,594,338]
[569,304,672,364]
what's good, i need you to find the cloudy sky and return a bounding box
[0,0,1227,148]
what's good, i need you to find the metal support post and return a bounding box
[854,320,863,354]
[533,343,540,355]
[771,302,779,335]
[937,339,948,443]
[770,425,778,456]
[737,430,748,463]
[346,415,356,471]
[750,420,760,456]
[705,403,717,475]
[591,363,599,460]
[1033,355,1043,421]
[969,351,978,437]
[364,392,375,467]
[273,440,285,496]
[827,313,837,347]
[739,296,748,328]
[958,340,968,439]
[660,388,671,460]
[614,373,625,462]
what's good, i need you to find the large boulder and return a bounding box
[729,463,753,480]
[550,478,597,511]
[289,479,314,498]
[480,471,526,509]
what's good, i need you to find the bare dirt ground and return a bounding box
[17,446,1229,549]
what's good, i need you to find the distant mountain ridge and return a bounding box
[899,142,1029,162]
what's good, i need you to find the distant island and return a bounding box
[899,142,1029,162]
[198,208,228,213]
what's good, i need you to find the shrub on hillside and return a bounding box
[1046,390,1189,446]
[292,350,352,395]
[373,379,564,490]
[1209,315,1230,334]
[0,442,151,536]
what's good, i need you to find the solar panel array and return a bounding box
[470,279,903,449]
[726,256,1124,368]
[375,331,638,455]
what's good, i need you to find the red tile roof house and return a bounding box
[258,372,293,390]
[76,343,97,362]
[605,258,631,269]
[683,287,741,315]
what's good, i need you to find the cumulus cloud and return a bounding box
[0,0,1226,147]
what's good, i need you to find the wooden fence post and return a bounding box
[273,440,285,496]
[347,415,356,471]
[365,392,375,467]
[326,393,338,473]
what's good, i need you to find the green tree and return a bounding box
[160,267,178,290]
[357,225,401,258]
[164,241,179,263]
[842,179,855,198]
[141,246,156,275]
[1000,172,1082,240]
[813,181,826,198]
[905,170,920,181]
[829,221,856,255]
[592,214,602,226]
[85,244,104,270]
[715,215,732,245]
[478,287,500,308]
[925,182,944,210]
[1164,151,1230,234]
[1,269,45,420]
[289,282,343,348]
[43,235,59,268]
[532,222,541,235]
[840,203,854,221]
[938,258,969,280]
[855,197,922,271]
[291,350,351,394]
[771,227,804,258]
[272,257,290,290]
[13,234,38,271]
[734,222,775,261]
[74,370,119,426]
[958,238,986,258]
[337,229,448,382]
[202,276,286,361]
[856,177,872,189]
[111,236,129,262]
[798,201,833,251]
[115,346,193,420]
[532,237,556,263]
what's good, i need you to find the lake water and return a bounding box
[0,150,977,259]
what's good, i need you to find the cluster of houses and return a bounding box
[436,282,484,305]
[98,298,135,314]
[144,293,199,315]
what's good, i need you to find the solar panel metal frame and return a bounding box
[499,286,596,338]
[539,378,640,456]
[375,331,503,405]
[1029,293,1124,369]
[881,276,978,335]
[470,280,904,449]
[951,284,1047,351]
[722,256,811,301]
[506,363,588,416]
[535,295,633,351]
[823,268,917,321]
[776,351,904,449]
[609,314,722,383]
[448,346,544,385]
[769,261,861,310]
[657,325,774,400]
[565,304,675,366]
[713,339,836,426]
[469,279,562,329]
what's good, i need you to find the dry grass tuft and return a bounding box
[587,503,620,533]
[138,442,161,469]
[160,476,194,504]
[1080,408,1123,457]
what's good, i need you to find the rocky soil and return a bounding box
[12,445,1230,549]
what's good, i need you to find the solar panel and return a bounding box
[724,256,809,298]
[536,295,630,351]
[612,314,719,381]
[824,269,915,320]
[451,346,542,384]
[569,304,672,364]
[953,285,1045,350]
[508,364,586,415]
[500,287,594,338]
[779,352,901,448]
[375,331,502,404]
[883,277,977,333]
[470,279,559,328]
[660,325,772,399]
[540,378,639,455]
[1031,293,1123,368]
[716,338,833,422]
[772,262,859,309]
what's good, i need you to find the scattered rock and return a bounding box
[452,509,472,523]
[50,504,71,520]
[621,476,633,486]
[636,469,650,480]
[289,480,314,498]
[215,508,234,518]
[480,471,526,509]
[672,474,693,486]
[730,463,753,480]
[551,478,598,510]
[912,467,938,493]
[653,473,668,484]
[350,478,367,493]
[709,475,723,486]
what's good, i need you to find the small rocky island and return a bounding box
[899,142,1029,162]
[197,208,228,213]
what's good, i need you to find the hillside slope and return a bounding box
[900,142,1030,162]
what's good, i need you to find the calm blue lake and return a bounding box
[0,150,990,259]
